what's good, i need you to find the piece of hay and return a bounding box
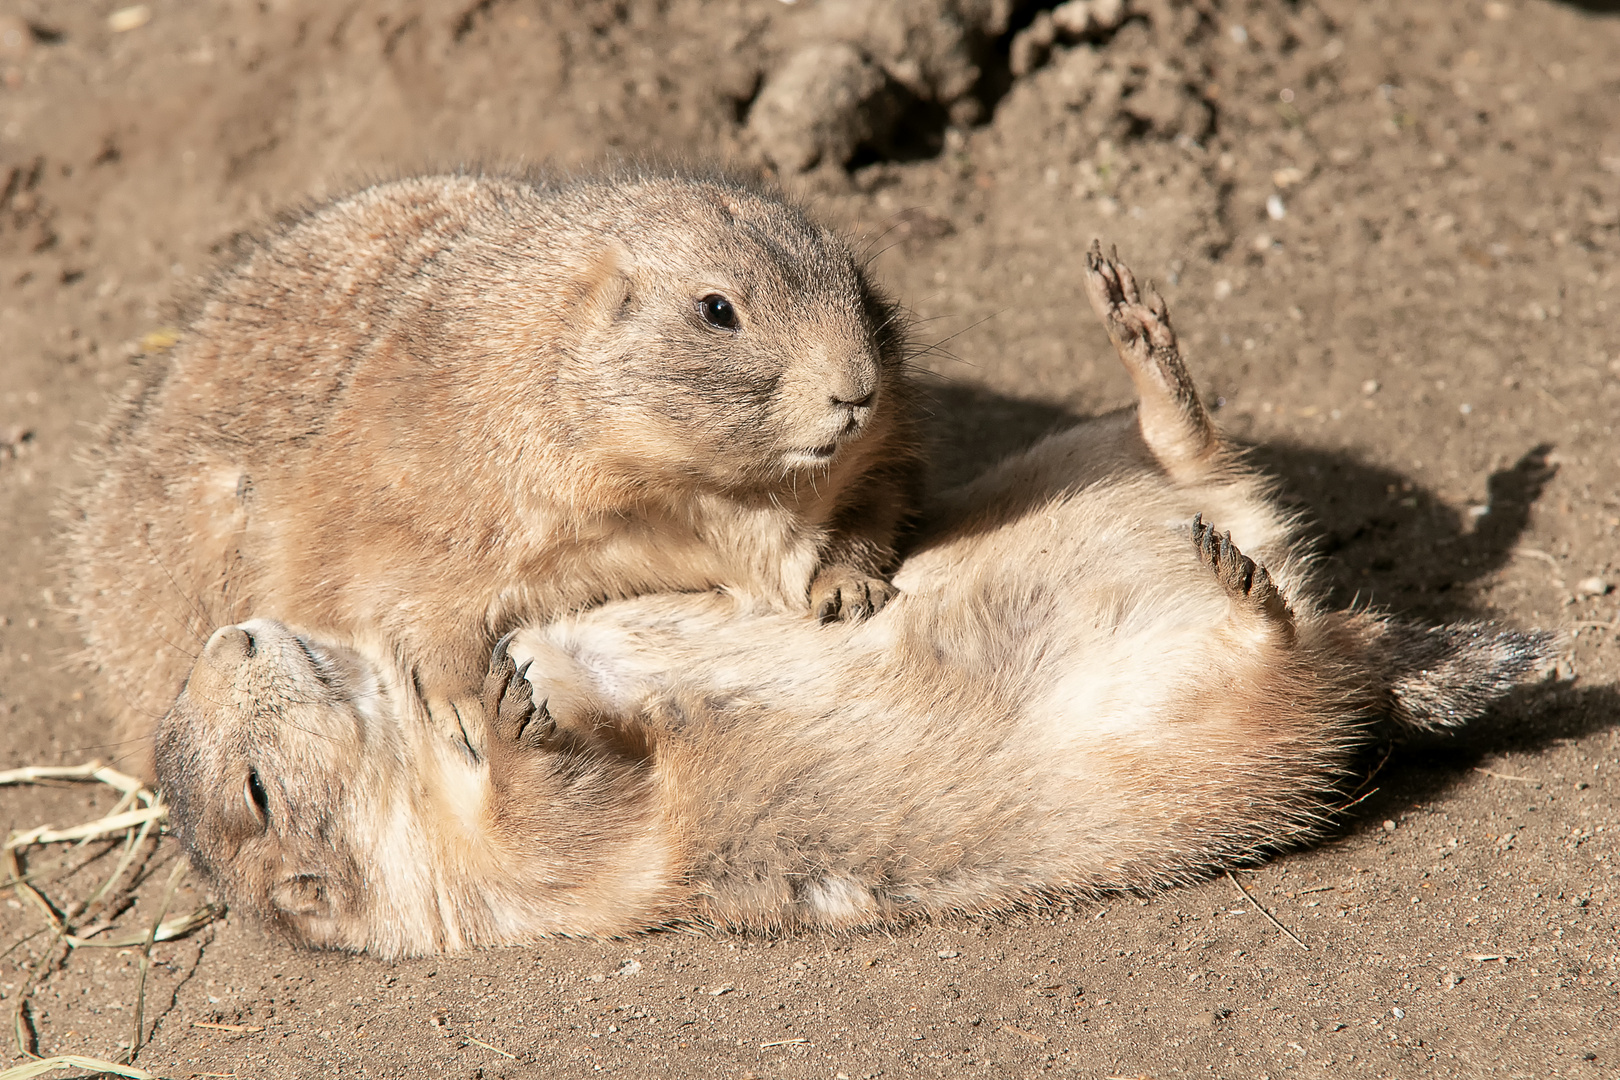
[1,760,220,1070]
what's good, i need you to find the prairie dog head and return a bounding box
[152,620,443,953]
[154,620,671,954]
[544,176,909,490]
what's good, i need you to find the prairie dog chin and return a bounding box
[70,170,923,775]
[153,247,1548,956]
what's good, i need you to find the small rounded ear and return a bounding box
[572,243,632,325]
[272,873,336,918]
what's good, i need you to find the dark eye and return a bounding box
[697,293,739,331]
[244,768,270,826]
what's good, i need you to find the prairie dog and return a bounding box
[153,248,1547,955]
[68,170,920,772]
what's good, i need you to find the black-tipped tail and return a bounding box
[1367,619,1555,732]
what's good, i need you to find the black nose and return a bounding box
[832,390,875,409]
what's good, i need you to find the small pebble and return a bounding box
[1392,1007,1406,1019]
[1361,379,1380,396]
[1213,279,1233,300]
[108,4,151,32]
[1266,194,1286,221]
[1459,402,1473,414]
[1575,576,1611,597]
[1272,166,1306,188]
[936,949,960,959]
[1382,819,1397,832]
[0,15,31,59]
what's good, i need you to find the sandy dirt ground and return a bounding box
[1,0,1617,1076]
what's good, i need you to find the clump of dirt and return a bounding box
[742,0,1211,173]
[746,0,1015,173]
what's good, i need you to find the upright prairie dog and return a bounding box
[154,248,1547,955]
[69,170,920,770]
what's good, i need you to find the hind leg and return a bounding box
[1191,514,1295,643]
[1083,242,1223,481]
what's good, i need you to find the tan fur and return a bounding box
[151,247,1546,956]
[67,170,921,776]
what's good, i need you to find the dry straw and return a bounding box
[0,761,221,1075]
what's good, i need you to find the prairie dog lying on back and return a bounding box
[153,248,1547,955]
[68,170,920,773]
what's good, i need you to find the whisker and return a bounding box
[136,530,219,646]
[857,204,948,268]
[856,219,911,262]
[917,310,1002,358]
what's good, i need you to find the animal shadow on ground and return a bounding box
[1555,0,1620,14]
[921,382,1619,827]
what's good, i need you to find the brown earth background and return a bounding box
[1,0,1618,1076]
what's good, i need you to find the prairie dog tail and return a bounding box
[1347,615,1554,733]
[1084,242,1223,482]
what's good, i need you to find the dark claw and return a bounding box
[490,629,519,672]
[844,583,871,621]
[486,652,556,748]
[482,633,547,745]
[519,699,557,748]
[813,568,898,624]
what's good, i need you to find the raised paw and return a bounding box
[481,631,556,748]
[1084,241,1218,475]
[810,567,899,624]
[1191,514,1294,637]
[1083,241,1177,360]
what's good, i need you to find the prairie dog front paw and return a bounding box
[481,632,556,749]
[810,566,898,623]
